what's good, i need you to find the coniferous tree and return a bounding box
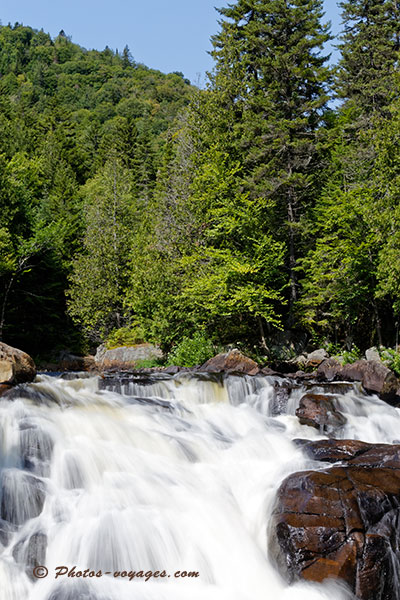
[336,0,400,116]
[208,0,331,309]
[298,1,400,347]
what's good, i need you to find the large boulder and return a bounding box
[317,358,399,402]
[200,349,259,375]
[270,441,400,600]
[341,360,398,398]
[95,344,163,370]
[295,393,346,433]
[0,342,36,385]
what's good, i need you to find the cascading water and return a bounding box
[1,371,400,600]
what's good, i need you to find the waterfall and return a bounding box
[1,371,399,600]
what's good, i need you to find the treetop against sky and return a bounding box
[2,0,341,85]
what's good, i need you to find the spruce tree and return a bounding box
[336,0,400,115]
[209,0,331,308]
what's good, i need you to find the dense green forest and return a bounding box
[1,0,400,361]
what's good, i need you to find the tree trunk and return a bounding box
[258,316,268,351]
[373,300,383,347]
[0,274,15,341]
[287,196,297,308]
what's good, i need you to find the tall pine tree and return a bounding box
[336,0,400,116]
[208,0,331,310]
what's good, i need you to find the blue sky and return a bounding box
[1,1,342,85]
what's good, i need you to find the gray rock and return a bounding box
[305,349,328,368]
[1,470,46,525]
[95,344,163,370]
[365,347,381,362]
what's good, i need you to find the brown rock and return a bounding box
[317,358,399,403]
[342,359,398,399]
[270,443,400,599]
[317,358,342,380]
[305,349,329,369]
[0,384,12,397]
[0,343,36,384]
[300,438,374,463]
[296,393,346,433]
[200,349,259,375]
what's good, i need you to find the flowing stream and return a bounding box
[1,371,400,600]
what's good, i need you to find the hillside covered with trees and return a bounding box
[1,0,400,363]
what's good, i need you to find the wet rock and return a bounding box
[295,393,346,433]
[0,518,15,546]
[200,349,259,375]
[1,470,46,525]
[300,438,375,463]
[47,581,101,600]
[341,360,398,400]
[285,370,315,381]
[13,531,47,580]
[269,382,291,416]
[19,423,54,476]
[270,443,400,599]
[164,365,181,374]
[316,358,343,380]
[0,383,12,396]
[317,358,399,403]
[0,342,36,385]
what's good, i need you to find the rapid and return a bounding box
[1,371,399,600]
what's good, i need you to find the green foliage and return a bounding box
[167,333,217,368]
[3,11,400,358]
[105,325,146,350]
[134,357,165,369]
[378,347,400,376]
[336,0,400,116]
[67,157,136,340]
[0,22,192,354]
[338,345,362,365]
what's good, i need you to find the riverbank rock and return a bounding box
[296,393,346,433]
[304,348,329,369]
[0,342,36,386]
[270,441,400,599]
[200,349,259,375]
[95,343,163,370]
[365,347,381,362]
[317,358,399,402]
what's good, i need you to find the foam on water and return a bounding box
[1,371,399,600]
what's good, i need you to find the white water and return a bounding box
[1,372,399,600]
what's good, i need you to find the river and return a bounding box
[1,372,399,600]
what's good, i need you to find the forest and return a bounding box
[0,0,400,364]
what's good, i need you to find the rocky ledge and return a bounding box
[270,439,400,600]
[317,358,399,404]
